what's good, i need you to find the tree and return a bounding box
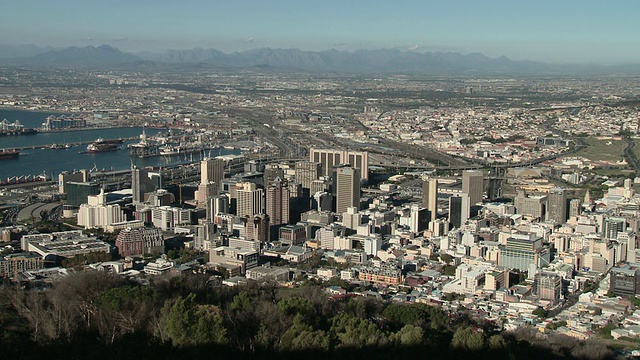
[330,313,388,348]
[165,293,227,346]
[451,326,485,352]
[278,316,330,351]
[389,324,424,346]
[532,307,546,318]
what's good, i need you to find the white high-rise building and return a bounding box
[236,182,265,218]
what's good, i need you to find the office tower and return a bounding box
[195,158,224,207]
[547,187,567,225]
[533,273,562,304]
[514,189,547,220]
[132,166,156,205]
[201,158,225,185]
[313,191,332,212]
[242,214,270,243]
[604,217,626,239]
[609,264,640,297]
[448,193,470,229]
[334,166,361,214]
[207,194,230,222]
[569,198,582,218]
[115,227,164,258]
[311,177,331,194]
[266,177,290,226]
[421,177,438,222]
[236,182,265,218]
[295,161,321,192]
[65,181,101,207]
[58,170,86,194]
[462,170,484,205]
[310,148,369,180]
[500,234,550,271]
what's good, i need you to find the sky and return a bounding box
[1,0,639,64]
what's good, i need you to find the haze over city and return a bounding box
[3,2,640,360]
[1,0,639,64]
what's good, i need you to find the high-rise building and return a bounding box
[604,217,626,240]
[421,177,438,222]
[514,189,547,220]
[195,158,224,207]
[266,177,290,226]
[609,263,640,297]
[533,273,562,304]
[334,166,361,214]
[462,170,484,205]
[569,198,582,218]
[295,161,321,192]
[448,193,470,229]
[65,181,101,207]
[500,234,550,271]
[236,182,265,218]
[58,170,87,194]
[115,227,164,257]
[200,158,225,185]
[77,190,126,230]
[310,148,368,180]
[207,194,230,222]
[241,214,270,243]
[132,166,156,205]
[547,187,567,225]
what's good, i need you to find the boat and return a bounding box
[50,143,71,149]
[0,149,20,160]
[86,138,124,153]
[159,144,203,156]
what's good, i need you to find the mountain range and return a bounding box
[0,44,638,75]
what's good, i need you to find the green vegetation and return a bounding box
[575,137,627,163]
[0,271,617,360]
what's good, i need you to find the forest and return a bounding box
[0,271,619,360]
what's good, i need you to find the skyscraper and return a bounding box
[310,148,368,180]
[421,177,438,222]
[266,177,290,226]
[334,166,361,214]
[295,161,321,192]
[200,158,225,185]
[195,158,225,207]
[448,193,470,229]
[462,170,484,205]
[547,187,567,225]
[236,182,265,218]
[132,166,155,205]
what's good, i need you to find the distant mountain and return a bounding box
[0,45,142,68]
[0,44,52,59]
[1,44,639,75]
[139,47,610,75]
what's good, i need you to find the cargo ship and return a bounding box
[0,149,20,160]
[86,138,124,153]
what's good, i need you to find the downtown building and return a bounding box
[310,148,369,181]
[115,227,164,258]
[334,166,361,215]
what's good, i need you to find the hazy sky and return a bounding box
[1,0,639,64]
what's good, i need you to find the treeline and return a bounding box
[0,272,618,360]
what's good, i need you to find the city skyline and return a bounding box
[1,1,639,64]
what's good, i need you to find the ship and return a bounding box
[0,149,20,160]
[159,144,203,156]
[86,138,124,153]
